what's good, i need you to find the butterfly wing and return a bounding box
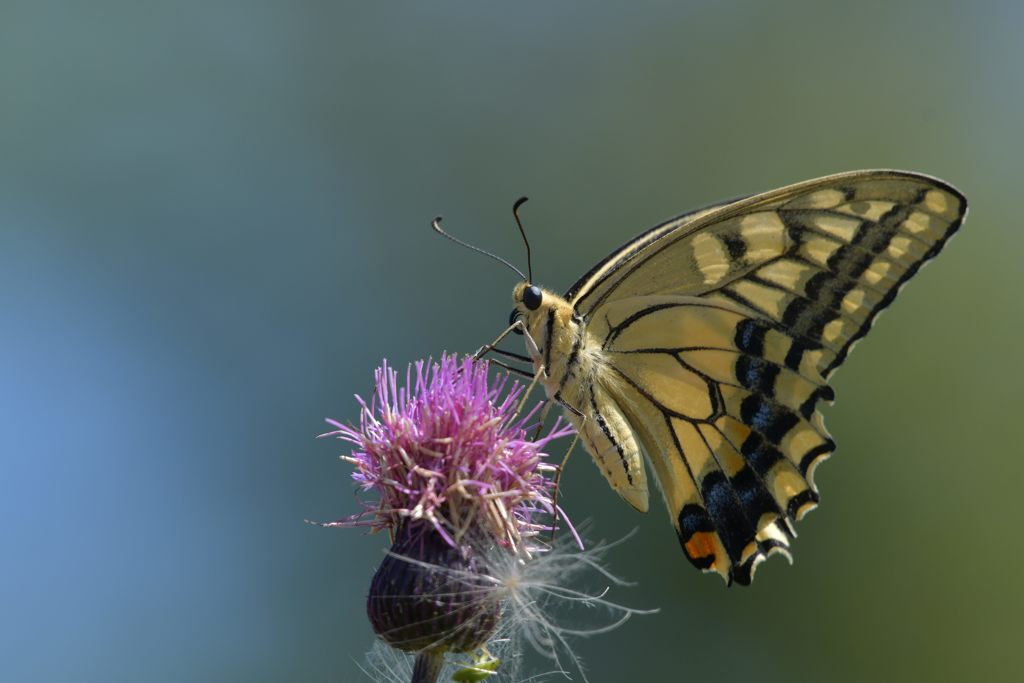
[572,171,966,584]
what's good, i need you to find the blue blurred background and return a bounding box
[3,1,1022,681]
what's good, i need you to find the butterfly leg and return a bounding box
[487,347,533,364]
[549,429,582,542]
[473,321,524,361]
[530,399,553,440]
[488,357,535,379]
[515,366,546,417]
[553,391,585,418]
[520,323,543,364]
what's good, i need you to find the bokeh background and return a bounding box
[3,1,1022,681]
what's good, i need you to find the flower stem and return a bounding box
[411,650,444,683]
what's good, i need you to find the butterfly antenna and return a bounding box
[512,196,533,283]
[431,216,528,281]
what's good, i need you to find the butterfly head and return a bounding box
[509,281,577,345]
[508,282,543,335]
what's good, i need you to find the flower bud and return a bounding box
[367,521,501,654]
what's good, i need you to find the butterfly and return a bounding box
[436,170,967,585]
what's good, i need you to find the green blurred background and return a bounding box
[3,1,1021,681]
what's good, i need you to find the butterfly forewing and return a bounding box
[565,171,965,584]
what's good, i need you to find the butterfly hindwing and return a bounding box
[572,172,966,583]
[591,298,827,583]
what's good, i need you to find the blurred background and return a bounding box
[2,1,1021,681]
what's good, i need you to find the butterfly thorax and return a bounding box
[512,283,601,412]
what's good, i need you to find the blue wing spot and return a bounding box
[736,355,779,396]
[735,319,768,356]
[742,396,774,431]
[741,432,783,476]
[741,395,800,444]
[701,471,752,563]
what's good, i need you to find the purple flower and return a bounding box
[319,354,575,555]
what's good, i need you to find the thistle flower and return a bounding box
[320,355,573,555]
[318,354,599,681]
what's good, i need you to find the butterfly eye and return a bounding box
[508,309,523,334]
[523,285,543,311]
